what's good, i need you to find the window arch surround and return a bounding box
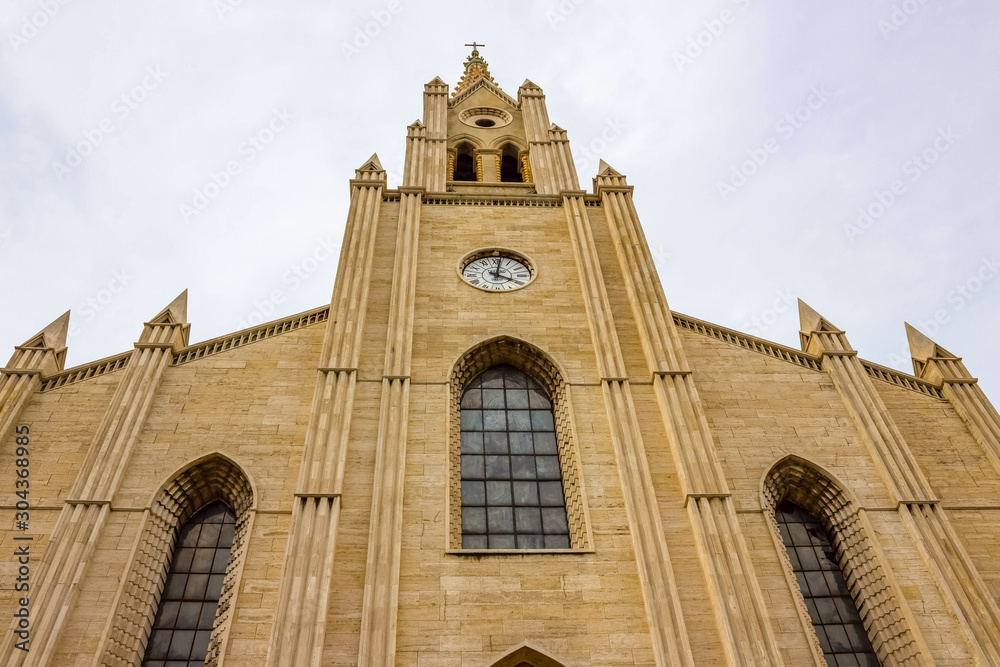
[96,454,255,667]
[761,456,928,667]
[448,336,591,551]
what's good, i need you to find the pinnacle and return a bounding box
[358,153,384,171]
[797,299,836,333]
[520,79,541,89]
[905,322,957,361]
[21,310,71,349]
[151,289,188,325]
[427,76,446,85]
[597,159,622,177]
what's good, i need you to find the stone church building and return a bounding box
[3,47,1000,667]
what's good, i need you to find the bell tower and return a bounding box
[401,44,577,196]
[263,44,786,666]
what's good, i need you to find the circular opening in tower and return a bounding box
[459,107,513,129]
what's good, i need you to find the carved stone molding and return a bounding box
[447,336,591,551]
[96,454,255,667]
[761,456,927,667]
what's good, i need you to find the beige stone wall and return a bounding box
[0,370,124,634]
[389,201,661,665]
[0,325,323,664]
[4,192,1000,666]
[873,377,1000,645]
[677,326,990,665]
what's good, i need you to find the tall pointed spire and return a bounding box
[454,42,498,96]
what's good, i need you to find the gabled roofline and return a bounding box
[449,77,518,109]
[39,304,330,392]
[672,311,943,398]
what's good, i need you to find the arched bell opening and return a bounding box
[454,141,477,181]
[500,142,523,183]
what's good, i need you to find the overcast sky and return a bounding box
[2,1,999,400]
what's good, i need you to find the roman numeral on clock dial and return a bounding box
[462,253,532,292]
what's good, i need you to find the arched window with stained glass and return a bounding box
[775,501,880,667]
[142,501,237,667]
[459,365,570,549]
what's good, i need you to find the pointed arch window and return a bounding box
[459,365,570,549]
[776,501,880,666]
[96,455,253,666]
[142,501,237,667]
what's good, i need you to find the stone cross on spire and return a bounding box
[455,42,498,96]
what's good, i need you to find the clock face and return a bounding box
[461,253,533,291]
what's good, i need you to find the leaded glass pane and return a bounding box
[459,365,570,550]
[510,432,533,454]
[775,501,880,666]
[142,501,236,667]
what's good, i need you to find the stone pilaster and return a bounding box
[562,183,693,666]
[402,120,427,188]
[548,124,579,192]
[421,76,449,192]
[907,323,1000,476]
[519,80,565,195]
[1,293,189,666]
[357,180,422,665]
[0,312,69,444]
[478,149,500,183]
[595,162,784,666]
[800,301,1000,665]
[266,155,386,667]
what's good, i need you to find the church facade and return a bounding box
[3,47,1000,667]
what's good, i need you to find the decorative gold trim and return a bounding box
[475,153,484,182]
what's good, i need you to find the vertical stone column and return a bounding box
[595,162,785,666]
[0,312,69,445]
[421,76,449,193]
[403,121,427,188]
[266,156,386,667]
[518,80,559,195]
[547,125,580,193]
[562,179,694,666]
[478,149,500,183]
[1,293,189,666]
[356,122,425,666]
[800,302,1000,665]
[907,323,1000,476]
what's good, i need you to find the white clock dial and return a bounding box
[462,255,532,291]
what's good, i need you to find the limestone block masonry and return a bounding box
[2,47,1000,667]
